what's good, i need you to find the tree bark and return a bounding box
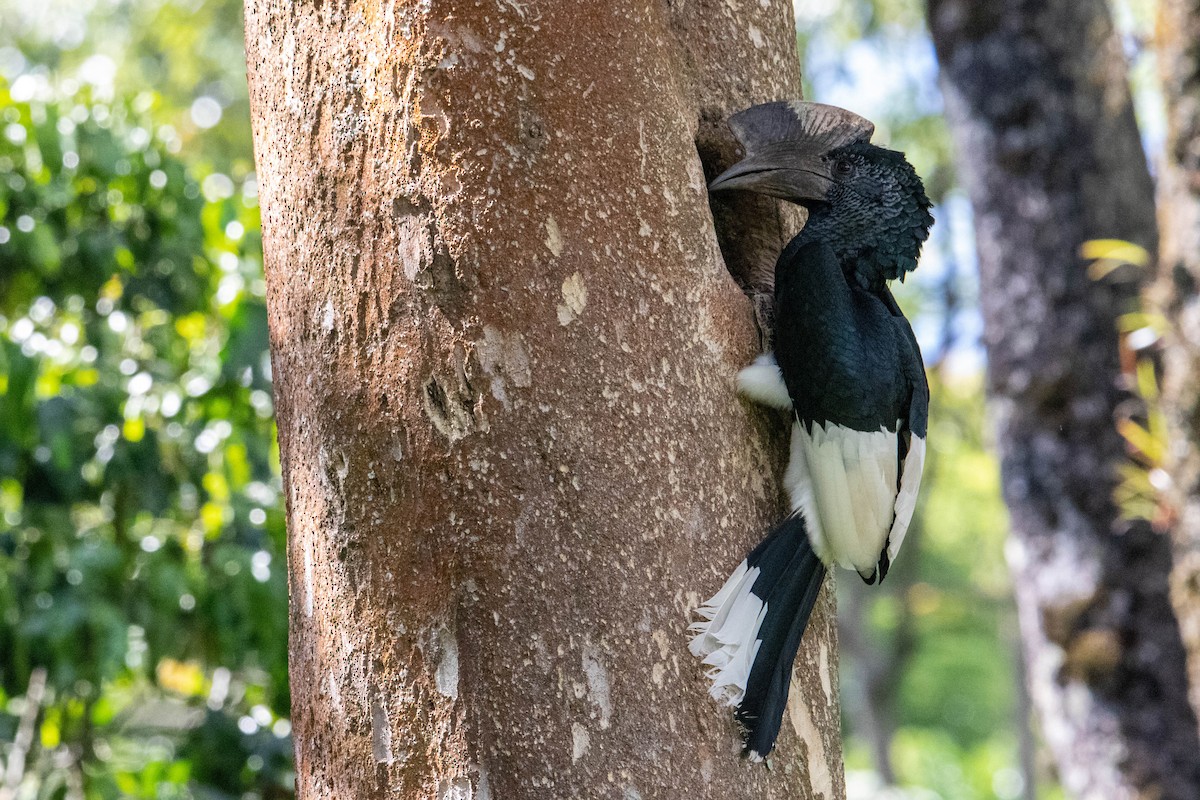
[928,1,1200,798]
[1152,0,1200,737]
[245,0,844,797]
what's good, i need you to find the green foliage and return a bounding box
[1082,239,1172,530]
[0,3,292,794]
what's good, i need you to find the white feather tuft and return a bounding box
[736,353,792,410]
[689,561,768,706]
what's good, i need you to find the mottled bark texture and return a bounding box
[1153,0,1200,735]
[245,0,843,797]
[928,1,1200,798]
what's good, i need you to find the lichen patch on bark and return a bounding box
[557,271,588,326]
[788,676,833,799]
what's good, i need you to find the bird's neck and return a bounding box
[796,207,923,291]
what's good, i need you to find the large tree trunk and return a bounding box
[1153,0,1200,736]
[245,0,843,797]
[928,1,1200,798]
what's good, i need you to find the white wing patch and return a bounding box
[887,435,925,562]
[688,560,766,706]
[785,420,901,575]
[736,353,792,410]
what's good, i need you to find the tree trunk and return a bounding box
[1153,0,1200,737]
[244,1,844,797]
[928,1,1200,798]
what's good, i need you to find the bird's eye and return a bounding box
[834,159,854,177]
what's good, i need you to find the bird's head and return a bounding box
[710,101,933,284]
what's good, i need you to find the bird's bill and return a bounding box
[707,145,833,203]
[707,100,874,204]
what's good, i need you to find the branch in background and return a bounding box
[932,219,963,372]
[1,666,48,800]
[838,580,901,785]
[1010,620,1038,800]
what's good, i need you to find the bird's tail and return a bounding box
[688,515,826,760]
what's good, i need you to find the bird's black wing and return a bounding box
[773,240,923,583]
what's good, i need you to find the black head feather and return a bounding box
[798,141,934,288]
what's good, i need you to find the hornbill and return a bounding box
[688,101,934,760]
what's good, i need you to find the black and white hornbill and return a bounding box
[688,101,934,760]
